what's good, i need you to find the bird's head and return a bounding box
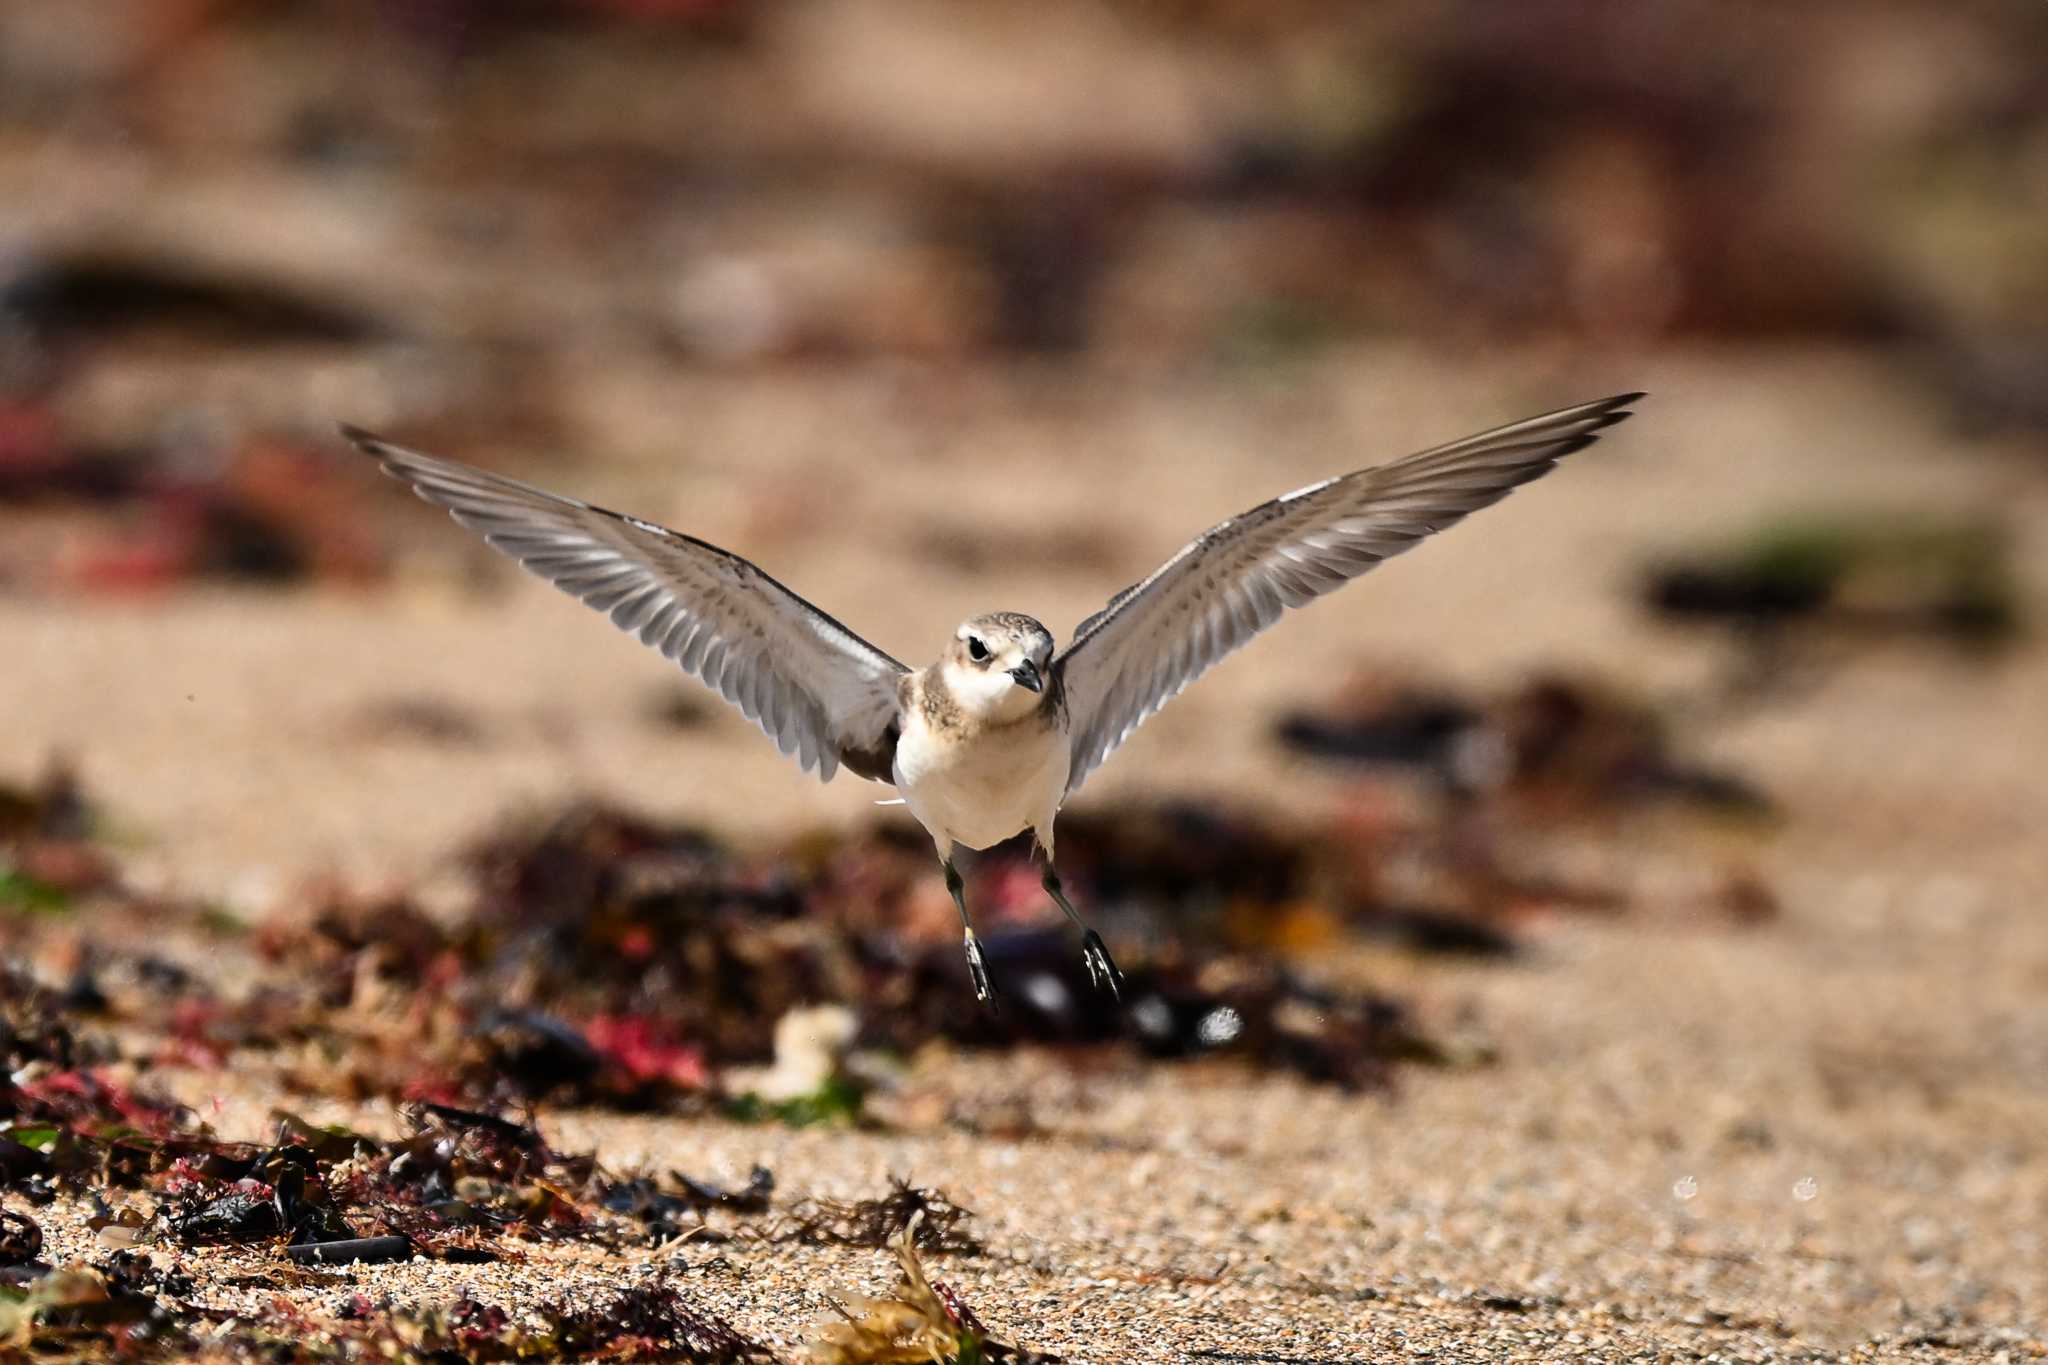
[940,612,1054,722]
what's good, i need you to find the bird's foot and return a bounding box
[963,930,999,1012]
[1080,929,1124,1001]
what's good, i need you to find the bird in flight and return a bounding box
[343,392,1641,1006]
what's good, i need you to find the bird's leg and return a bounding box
[943,858,998,1010]
[1042,863,1123,1000]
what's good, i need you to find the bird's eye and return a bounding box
[966,637,989,662]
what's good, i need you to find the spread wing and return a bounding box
[1055,393,1643,796]
[341,426,908,782]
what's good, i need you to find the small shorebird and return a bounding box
[343,392,1640,1005]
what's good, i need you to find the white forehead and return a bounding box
[957,615,1051,653]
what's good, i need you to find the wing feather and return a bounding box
[341,426,908,783]
[1055,393,1642,796]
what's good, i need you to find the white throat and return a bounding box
[940,659,1041,724]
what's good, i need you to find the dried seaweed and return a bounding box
[544,1275,776,1362]
[0,1259,771,1363]
[0,1208,42,1266]
[780,1179,981,1255]
[604,1165,775,1244]
[3,1055,754,1270]
[1276,668,1772,817]
[1645,514,2020,649]
[805,1213,1056,1365]
[0,763,92,843]
[0,762,1562,1362]
[7,766,1470,1117]
[0,763,106,921]
[0,1262,181,1355]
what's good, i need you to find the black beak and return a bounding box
[1009,659,1043,693]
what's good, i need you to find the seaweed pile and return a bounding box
[0,1260,779,1363]
[0,421,382,594]
[1,678,1791,1133]
[4,757,1469,1125]
[1643,513,2022,664]
[1276,666,1773,817]
[3,968,1025,1360]
[0,759,1494,1353]
[3,646,1797,1133]
[0,678,1779,1359]
[8,971,653,1258]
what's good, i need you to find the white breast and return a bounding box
[894,711,1071,852]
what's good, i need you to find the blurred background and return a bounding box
[1,1,2046,1356]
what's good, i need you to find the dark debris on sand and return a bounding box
[0,1255,780,1363]
[0,725,1779,1359]
[1643,513,2020,650]
[1275,666,1773,817]
[2,791,1417,1359]
[201,794,1453,1108]
[1,1002,991,1359]
[1271,665,1783,937]
[13,767,1491,1365]
[0,696,1785,1132]
[778,1179,982,1255]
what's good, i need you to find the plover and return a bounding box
[343,391,1641,1005]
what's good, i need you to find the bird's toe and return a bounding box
[963,930,1000,1012]
[1081,929,1124,1002]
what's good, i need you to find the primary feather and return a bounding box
[1054,392,1643,796]
[340,427,908,782]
